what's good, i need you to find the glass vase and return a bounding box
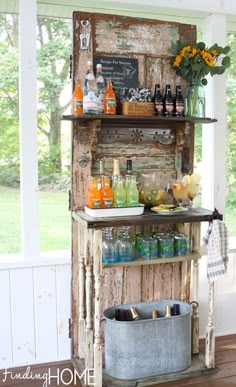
[185,80,205,118]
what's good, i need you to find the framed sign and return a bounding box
[94,56,139,92]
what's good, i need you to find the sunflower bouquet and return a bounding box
[171,42,230,117]
[171,42,230,85]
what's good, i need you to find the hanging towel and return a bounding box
[202,219,229,283]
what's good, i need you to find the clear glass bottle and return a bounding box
[97,159,105,191]
[95,63,105,114]
[102,227,117,264]
[111,159,120,191]
[117,226,135,262]
[83,60,98,114]
[163,84,174,116]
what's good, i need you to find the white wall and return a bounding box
[0,262,71,368]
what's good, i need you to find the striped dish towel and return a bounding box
[202,219,229,283]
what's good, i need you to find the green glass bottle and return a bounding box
[113,175,126,207]
[126,175,139,206]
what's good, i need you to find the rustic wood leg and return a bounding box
[181,260,188,301]
[93,229,103,387]
[191,222,200,354]
[85,229,94,370]
[205,282,215,368]
[191,258,199,354]
[78,221,85,358]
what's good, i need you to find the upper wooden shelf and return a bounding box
[73,207,214,229]
[62,114,217,125]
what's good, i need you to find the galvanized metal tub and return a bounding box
[103,299,192,380]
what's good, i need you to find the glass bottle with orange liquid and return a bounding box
[86,176,101,208]
[100,176,114,208]
[104,79,116,115]
[72,82,83,115]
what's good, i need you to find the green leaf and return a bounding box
[223,46,231,55]
[202,78,208,86]
[197,42,205,51]
[222,56,231,68]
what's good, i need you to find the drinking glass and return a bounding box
[172,181,188,207]
[187,182,200,207]
[102,227,118,264]
[183,173,201,208]
[117,226,135,262]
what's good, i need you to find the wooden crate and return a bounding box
[121,102,155,116]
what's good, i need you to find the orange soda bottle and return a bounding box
[72,82,83,115]
[86,176,101,208]
[104,79,116,115]
[100,176,114,208]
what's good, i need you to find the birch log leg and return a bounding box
[93,229,103,387]
[78,220,85,358]
[205,282,215,368]
[85,229,94,370]
[191,222,200,354]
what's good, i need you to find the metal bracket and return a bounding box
[79,153,90,168]
[154,129,176,145]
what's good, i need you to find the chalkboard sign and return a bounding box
[94,56,139,92]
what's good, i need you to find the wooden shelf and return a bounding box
[63,114,217,125]
[72,207,214,229]
[103,252,200,268]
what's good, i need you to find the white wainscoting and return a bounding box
[0,261,71,369]
[0,253,235,369]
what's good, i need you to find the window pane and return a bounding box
[0,14,21,254]
[37,17,72,254]
[226,32,236,240]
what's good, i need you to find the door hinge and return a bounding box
[69,54,72,79]
[68,190,72,211]
[68,318,72,339]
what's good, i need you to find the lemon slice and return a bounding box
[159,204,176,209]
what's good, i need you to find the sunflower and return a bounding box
[173,55,183,67]
[201,51,215,67]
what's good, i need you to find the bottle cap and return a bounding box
[96,63,102,69]
[126,159,132,172]
[113,159,120,176]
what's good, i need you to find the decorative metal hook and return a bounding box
[80,20,91,50]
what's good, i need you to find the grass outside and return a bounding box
[0,186,70,254]
[0,185,236,255]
